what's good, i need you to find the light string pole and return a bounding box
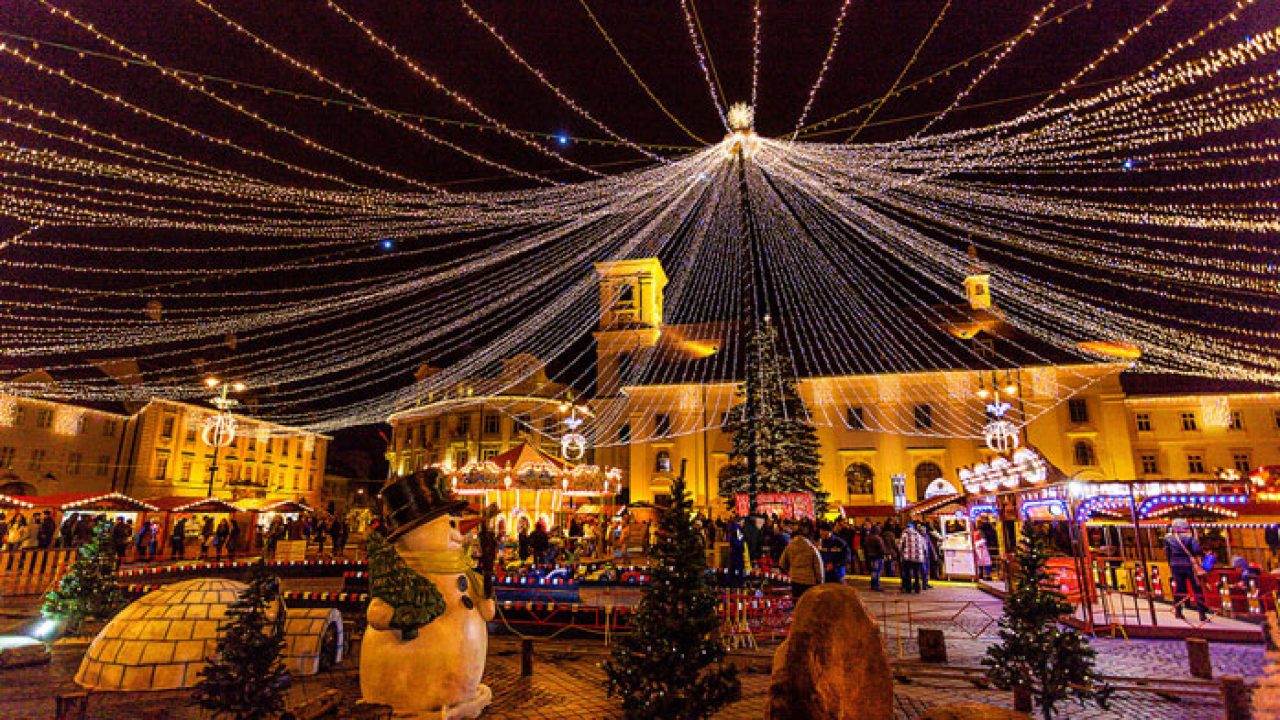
[730,102,763,517]
[203,377,246,498]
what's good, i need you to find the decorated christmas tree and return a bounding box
[193,560,292,720]
[719,316,827,512]
[605,466,740,719]
[982,524,1104,720]
[42,518,125,635]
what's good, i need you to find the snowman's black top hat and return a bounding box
[378,468,470,541]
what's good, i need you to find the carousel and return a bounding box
[435,443,621,536]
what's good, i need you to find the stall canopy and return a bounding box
[145,496,244,514]
[902,493,967,517]
[840,504,897,519]
[15,492,159,513]
[235,498,312,514]
[0,493,34,510]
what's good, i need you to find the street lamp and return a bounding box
[203,378,246,497]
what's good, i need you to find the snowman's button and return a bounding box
[461,595,475,610]
[457,576,469,593]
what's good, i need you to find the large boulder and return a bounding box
[766,584,892,720]
[920,703,1031,720]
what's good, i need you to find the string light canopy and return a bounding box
[0,1,1274,442]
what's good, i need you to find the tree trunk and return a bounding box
[1012,685,1033,713]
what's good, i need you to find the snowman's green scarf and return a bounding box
[366,532,486,640]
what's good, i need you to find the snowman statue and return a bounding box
[361,469,497,718]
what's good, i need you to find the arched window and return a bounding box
[1073,440,1097,467]
[0,481,36,496]
[845,462,874,496]
[914,462,943,500]
[655,450,672,473]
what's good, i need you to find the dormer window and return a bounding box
[613,283,635,308]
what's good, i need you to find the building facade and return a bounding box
[0,392,328,507]
[386,258,1280,516]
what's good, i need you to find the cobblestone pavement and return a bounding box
[0,582,1267,719]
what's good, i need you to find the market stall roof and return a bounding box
[145,496,244,514]
[235,498,312,514]
[0,493,34,510]
[902,493,967,517]
[839,504,897,518]
[14,492,158,512]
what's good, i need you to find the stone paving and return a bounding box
[0,581,1267,719]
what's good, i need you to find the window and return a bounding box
[1181,412,1198,431]
[1274,409,1280,430]
[458,417,471,435]
[913,404,933,430]
[1135,413,1152,432]
[1073,440,1097,467]
[541,417,556,434]
[185,423,197,443]
[655,413,672,437]
[0,447,13,469]
[1187,453,1206,475]
[914,462,943,500]
[154,453,169,480]
[613,283,635,308]
[180,458,193,482]
[1229,410,1244,431]
[846,406,866,430]
[1068,398,1089,424]
[432,420,442,440]
[28,449,45,470]
[455,450,469,467]
[483,414,500,435]
[616,352,633,383]
[1234,453,1252,473]
[96,455,111,476]
[75,415,88,435]
[655,450,672,473]
[481,448,498,461]
[35,408,53,429]
[618,423,631,444]
[845,462,874,495]
[160,415,175,438]
[1140,453,1159,475]
[12,405,24,426]
[67,452,82,475]
[103,419,117,437]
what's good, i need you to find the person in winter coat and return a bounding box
[36,511,56,549]
[170,517,188,559]
[1164,518,1209,622]
[818,523,851,584]
[779,527,824,598]
[863,525,887,591]
[517,527,531,562]
[59,514,76,548]
[898,523,930,594]
[528,522,550,564]
[5,514,28,551]
[973,529,992,580]
[72,514,93,548]
[111,517,131,565]
[213,519,230,560]
[200,516,214,559]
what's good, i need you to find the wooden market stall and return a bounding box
[143,496,245,560]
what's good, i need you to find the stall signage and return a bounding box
[959,447,1048,494]
[733,493,815,520]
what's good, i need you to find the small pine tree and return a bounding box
[605,468,740,719]
[719,317,827,513]
[42,518,125,635]
[982,524,1103,720]
[193,560,292,720]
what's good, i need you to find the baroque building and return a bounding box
[386,257,1280,517]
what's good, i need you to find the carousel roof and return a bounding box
[14,492,158,512]
[145,496,244,514]
[488,443,568,471]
